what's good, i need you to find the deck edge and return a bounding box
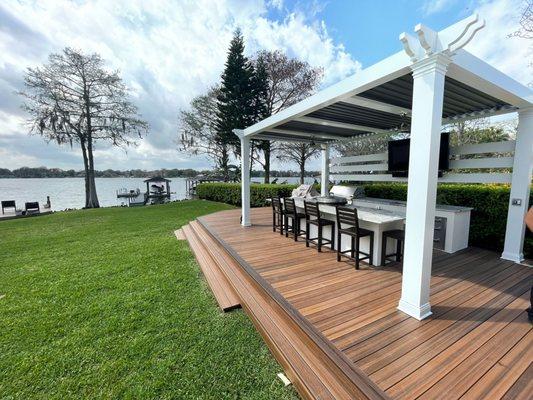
[197,214,390,400]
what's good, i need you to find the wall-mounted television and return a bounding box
[388,132,450,177]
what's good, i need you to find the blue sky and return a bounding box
[264,0,482,68]
[0,0,529,171]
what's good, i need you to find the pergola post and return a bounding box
[321,143,330,196]
[398,55,450,320]
[502,108,533,262]
[235,130,251,227]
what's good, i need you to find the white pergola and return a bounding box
[234,15,533,320]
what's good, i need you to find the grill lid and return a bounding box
[314,195,347,205]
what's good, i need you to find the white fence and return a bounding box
[330,140,515,184]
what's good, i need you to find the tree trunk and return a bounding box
[80,139,91,208]
[299,159,305,185]
[263,142,271,184]
[86,135,100,208]
[221,146,229,181]
[249,141,254,178]
[82,80,99,208]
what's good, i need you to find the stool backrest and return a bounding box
[336,206,360,231]
[304,200,320,220]
[284,197,297,215]
[272,197,282,213]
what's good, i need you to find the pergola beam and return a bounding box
[441,104,518,125]
[449,50,533,109]
[268,128,347,141]
[294,116,393,134]
[254,134,329,144]
[341,96,412,116]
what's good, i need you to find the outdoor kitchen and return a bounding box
[286,184,472,267]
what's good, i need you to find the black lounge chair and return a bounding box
[25,202,40,214]
[1,200,16,214]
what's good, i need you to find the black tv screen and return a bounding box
[388,132,449,175]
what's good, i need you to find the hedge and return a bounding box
[197,181,532,258]
[196,183,298,207]
[362,183,533,258]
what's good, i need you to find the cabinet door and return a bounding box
[433,217,447,250]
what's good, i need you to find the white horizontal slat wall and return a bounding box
[330,140,515,184]
[448,157,514,169]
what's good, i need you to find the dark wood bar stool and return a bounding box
[271,196,285,235]
[381,229,405,267]
[335,206,374,269]
[283,198,306,241]
[304,200,335,252]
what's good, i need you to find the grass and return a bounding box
[0,201,298,399]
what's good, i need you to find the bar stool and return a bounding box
[271,196,285,235]
[335,206,374,269]
[381,229,405,267]
[283,197,306,241]
[304,200,335,252]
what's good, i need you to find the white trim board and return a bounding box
[331,172,512,184]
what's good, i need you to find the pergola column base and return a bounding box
[501,251,524,263]
[397,299,432,320]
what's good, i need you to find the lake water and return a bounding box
[0,177,311,211]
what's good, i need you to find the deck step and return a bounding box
[188,219,387,400]
[182,223,240,312]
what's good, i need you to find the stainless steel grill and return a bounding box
[314,195,348,205]
[328,185,364,204]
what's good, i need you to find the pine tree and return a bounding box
[250,55,269,123]
[216,29,254,180]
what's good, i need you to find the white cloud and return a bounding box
[247,13,361,86]
[465,0,532,86]
[268,0,284,11]
[421,0,458,16]
[0,0,360,170]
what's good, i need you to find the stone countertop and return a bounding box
[292,198,405,224]
[355,197,473,213]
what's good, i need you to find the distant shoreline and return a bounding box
[0,167,318,180]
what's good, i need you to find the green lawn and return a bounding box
[0,201,297,399]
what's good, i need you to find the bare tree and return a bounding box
[253,50,323,182]
[20,48,148,208]
[447,119,510,146]
[258,50,323,115]
[276,142,321,184]
[335,133,397,157]
[178,86,231,173]
[510,0,533,39]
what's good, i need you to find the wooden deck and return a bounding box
[190,207,532,399]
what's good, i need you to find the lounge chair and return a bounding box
[25,202,40,215]
[1,200,16,214]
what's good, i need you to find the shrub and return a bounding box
[197,181,532,258]
[362,183,533,258]
[196,183,298,207]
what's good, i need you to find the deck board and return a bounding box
[198,207,532,399]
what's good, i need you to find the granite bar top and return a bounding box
[292,198,405,224]
[355,197,473,213]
